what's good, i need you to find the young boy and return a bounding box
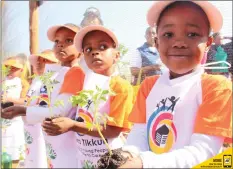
[1,57,28,161]
[115,1,232,168]
[42,25,134,168]
[2,23,83,168]
[23,49,58,168]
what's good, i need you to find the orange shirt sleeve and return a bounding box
[129,76,159,123]
[59,66,85,95]
[194,74,232,143]
[107,76,134,130]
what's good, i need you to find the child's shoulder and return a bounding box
[66,66,85,76]
[110,76,133,93]
[201,73,232,91]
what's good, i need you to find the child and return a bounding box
[1,57,28,162]
[112,1,232,168]
[42,25,134,168]
[23,49,58,168]
[2,23,82,168]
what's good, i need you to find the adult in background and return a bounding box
[207,32,232,78]
[130,27,163,85]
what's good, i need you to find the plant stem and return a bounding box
[96,123,112,156]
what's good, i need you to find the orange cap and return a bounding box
[74,25,118,53]
[147,1,223,33]
[3,59,23,69]
[47,23,80,42]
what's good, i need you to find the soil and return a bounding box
[97,148,128,169]
[1,101,14,109]
[45,116,57,122]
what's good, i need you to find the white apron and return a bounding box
[1,77,25,160]
[23,77,48,168]
[145,68,204,154]
[26,64,78,168]
[75,71,125,168]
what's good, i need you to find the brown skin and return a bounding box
[2,27,80,118]
[83,30,120,76]
[34,57,55,75]
[53,27,80,67]
[156,3,212,79]
[121,2,213,168]
[42,31,122,138]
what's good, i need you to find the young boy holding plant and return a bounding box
[23,49,58,168]
[2,23,83,168]
[42,25,134,168]
[102,1,232,168]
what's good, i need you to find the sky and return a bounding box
[1,1,232,59]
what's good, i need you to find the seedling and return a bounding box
[28,71,64,118]
[70,85,116,156]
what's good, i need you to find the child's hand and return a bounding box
[1,106,26,119]
[42,117,75,136]
[118,156,143,168]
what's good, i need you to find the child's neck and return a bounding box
[169,69,196,79]
[95,67,116,77]
[61,58,79,67]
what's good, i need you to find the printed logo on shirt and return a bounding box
[38,85,49,107]
[75,99,93,136]
[147,96,179,154]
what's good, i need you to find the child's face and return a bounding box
[53,28,79,64]
[156,3,212,76]
[34,57,54,75]
[7,66,22,79]
[82,31,119,75]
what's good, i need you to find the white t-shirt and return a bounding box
[126,66,232,168]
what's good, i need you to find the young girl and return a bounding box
[115,1,232,168]
[1,57,29,162]
[2,23,82,168]
[23,49,58,168]
[42,25,134,168]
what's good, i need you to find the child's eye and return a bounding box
[66,39,73,43]
[187,33,200,37]
[163,32,173,38]
[85,47,92,53]
[54,40,59,44]
[100,45,107,50]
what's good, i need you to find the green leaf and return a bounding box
[85,122,93,131]
[54,100,64,107]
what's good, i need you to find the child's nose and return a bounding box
[91,51,100,57]
[172,41,188,49]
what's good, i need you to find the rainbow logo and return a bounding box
[76,108,93,136]
[147,106,177,154]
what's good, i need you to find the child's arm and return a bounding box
[1,93,74,124]
[43,76,134,139]
[122,76,232,168]
[120,133,224,168]
[43,117,124,138]
[26,93,74,124]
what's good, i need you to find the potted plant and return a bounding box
[70,86,129,169]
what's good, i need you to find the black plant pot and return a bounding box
[1,101,14,109]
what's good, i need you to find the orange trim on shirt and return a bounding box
[59,66,85,95]
[107,76,134,130]
[194,74,232,143]
[128,75,160,124]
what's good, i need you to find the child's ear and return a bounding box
[114,51,120,63]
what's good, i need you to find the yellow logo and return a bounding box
[193,148,232,168]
